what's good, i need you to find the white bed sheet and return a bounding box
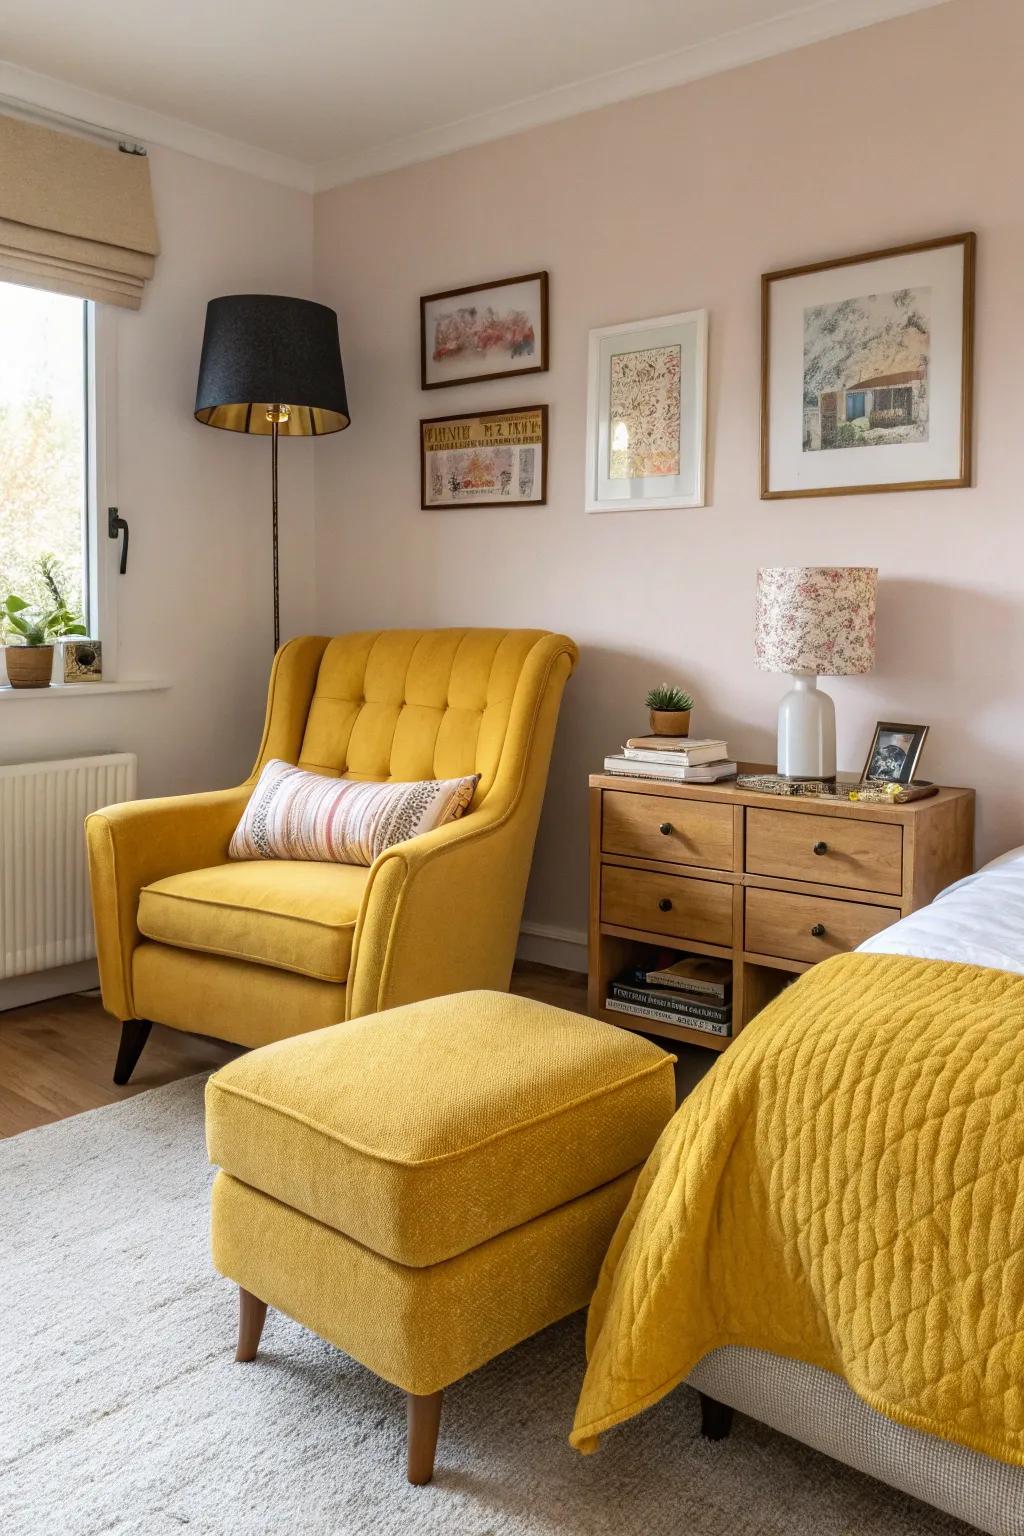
[858,843,1024,975]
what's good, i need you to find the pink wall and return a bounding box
[313,0,1023,958]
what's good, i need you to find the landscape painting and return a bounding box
[761,232,975,498]
[803,287,930,452]
[420,272,548,389]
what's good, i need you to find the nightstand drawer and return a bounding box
[745,887,899,964]
[745,808,903,895]
[601,864,733,946]
[602,790,734,870]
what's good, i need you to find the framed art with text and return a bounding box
[585,308,707,513]
[420,405,548,508]
[420,272,549,389]
[761,231,975,498]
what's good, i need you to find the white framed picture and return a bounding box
[585,308,707,513]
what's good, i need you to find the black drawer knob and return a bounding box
[659,822,673,835]
[813,841,828,856]
[810,922,826,938]
[658,897,673,912]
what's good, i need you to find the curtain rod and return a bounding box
[0,91,146,155]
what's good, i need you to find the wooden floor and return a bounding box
[0,962,589,1138]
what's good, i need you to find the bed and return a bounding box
[572,848,1024,1536]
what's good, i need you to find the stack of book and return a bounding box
[605,952,732,1037]
[602,736,737,783]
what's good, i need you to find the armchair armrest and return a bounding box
[347,803,532,1018]
[86,786,249,1021]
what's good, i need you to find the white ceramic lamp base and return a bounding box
[777,675,836,780]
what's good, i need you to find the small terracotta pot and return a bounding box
[5,644,54,688]
[649,708,691,737]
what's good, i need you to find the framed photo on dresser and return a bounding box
[761,231,975,498]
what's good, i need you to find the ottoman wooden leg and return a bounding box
[406,1390,443,1485]
[236,1287,268,1362]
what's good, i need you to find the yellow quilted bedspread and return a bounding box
[571,952,1024,1464]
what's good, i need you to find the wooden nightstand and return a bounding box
[588,769,974,1051]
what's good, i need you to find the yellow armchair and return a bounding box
[87,628,577,1083]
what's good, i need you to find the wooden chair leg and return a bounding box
[235,1287,268,1362]
[406,1390,443,1485]
[699,1392,734,1441]
[113,1019,153,1085]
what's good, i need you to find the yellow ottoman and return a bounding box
[206,989,675,1483]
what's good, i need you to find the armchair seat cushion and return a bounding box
[138,861,368,983]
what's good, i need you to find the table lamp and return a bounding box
[755,566,877,780]
[195,294,350,653]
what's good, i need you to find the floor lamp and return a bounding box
[194,294,350,653]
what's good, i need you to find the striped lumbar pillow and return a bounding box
[229,759,479,867]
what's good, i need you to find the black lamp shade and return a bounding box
[194,294,349,436]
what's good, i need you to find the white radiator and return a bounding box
[0,752,137,979]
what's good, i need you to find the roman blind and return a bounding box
[0,113,159,310]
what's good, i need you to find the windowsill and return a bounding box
[0,679,170,701]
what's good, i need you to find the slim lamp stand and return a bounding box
[194,294,350,657]
[271,416,280,654]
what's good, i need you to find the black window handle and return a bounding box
[659,822,673,835]
[658,897,673,912]
[108,507,129,574]
[813,841,828,856]
[810,922,826,938]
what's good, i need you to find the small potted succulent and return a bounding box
[2,592,87,689]
[645,682,694,737]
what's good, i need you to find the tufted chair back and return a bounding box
[252,629,578,813]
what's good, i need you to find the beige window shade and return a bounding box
[0,114,159,309]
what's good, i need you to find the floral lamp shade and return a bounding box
[755,567,877,677]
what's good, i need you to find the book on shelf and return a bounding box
[624,737,727,766]
[632,952,732,1000]
[602,754,738,783]
[610,980,731,1025]
[605,995,731,1038]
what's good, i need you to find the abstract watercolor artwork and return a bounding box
[585,309,707,512]
[762,233,974,497]
[420,273,548,389]
[608,345,682,479]
[420,405,547,508]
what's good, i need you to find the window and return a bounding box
[0,281,93,633]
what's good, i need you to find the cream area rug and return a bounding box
[2,1077,976,1536]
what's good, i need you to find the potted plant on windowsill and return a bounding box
[645,682,695,737]
[2,593,87,689]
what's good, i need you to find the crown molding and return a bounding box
[0,60,315,192]
[0,0,952,197]
[312,0,951,191]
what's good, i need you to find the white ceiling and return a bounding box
[0,0,949,189]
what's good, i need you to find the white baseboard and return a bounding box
[0,959,99,1013]
[516,920,588,974]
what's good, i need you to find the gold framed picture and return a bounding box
[761,232,975,498]
[420,272,548,390]
[420,405,547,509]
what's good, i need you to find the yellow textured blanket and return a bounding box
[571,952,1024,1464]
